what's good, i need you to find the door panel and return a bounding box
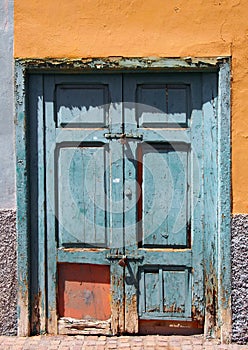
[139,267,191,319]
[58,263,111,320]
[57,145,109,247]
[138,143,189,247]
[137,84,190,127]
[56,84,109,127]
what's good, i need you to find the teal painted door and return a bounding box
[122,74,205,333]
[29,72,217,334]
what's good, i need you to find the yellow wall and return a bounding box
[14,0,248,213]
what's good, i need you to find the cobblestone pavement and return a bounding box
[0,335,247,350]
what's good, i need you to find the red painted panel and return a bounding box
[58,263,111,320]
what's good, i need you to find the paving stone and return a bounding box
[106,343,117,349]
[97,341,107,346]
[157,339,169,346]
[181,345,194,350]
[96,346,106,350]
[0,335,247,349]
[84,340,97,345]
[118,337,130,342]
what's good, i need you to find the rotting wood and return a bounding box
[125,294,138,334]
[111,292,125,335]
[58,317,111,335]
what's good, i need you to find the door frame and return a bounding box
[15,57,231,342]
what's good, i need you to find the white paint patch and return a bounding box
[113,178,120,183]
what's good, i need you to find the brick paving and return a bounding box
[0,335,247,350]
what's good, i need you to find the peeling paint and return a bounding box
[15,57,228,73]
[163,304,185,314]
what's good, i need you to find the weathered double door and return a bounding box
[30,72,216,334]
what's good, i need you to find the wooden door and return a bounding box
[122,73,205,334]
[29,72,217,335]
[42,73,126,334]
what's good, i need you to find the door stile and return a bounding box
[123,139,139,333]
[122,75,140,333]
[109,139,125,334]
[44,74,58,333]
[188,74,205,324]
[108,78,125,334]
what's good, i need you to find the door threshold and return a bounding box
[58,317,111,335]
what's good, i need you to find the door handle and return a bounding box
[104,133,143,140]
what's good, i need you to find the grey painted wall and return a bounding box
[0,209,17,335]
[231,215,248,344]
[0,0,15,209]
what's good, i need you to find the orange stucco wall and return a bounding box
[14,0,248,213]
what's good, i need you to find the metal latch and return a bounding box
[104,133,143,140]
[106,254,144,267]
